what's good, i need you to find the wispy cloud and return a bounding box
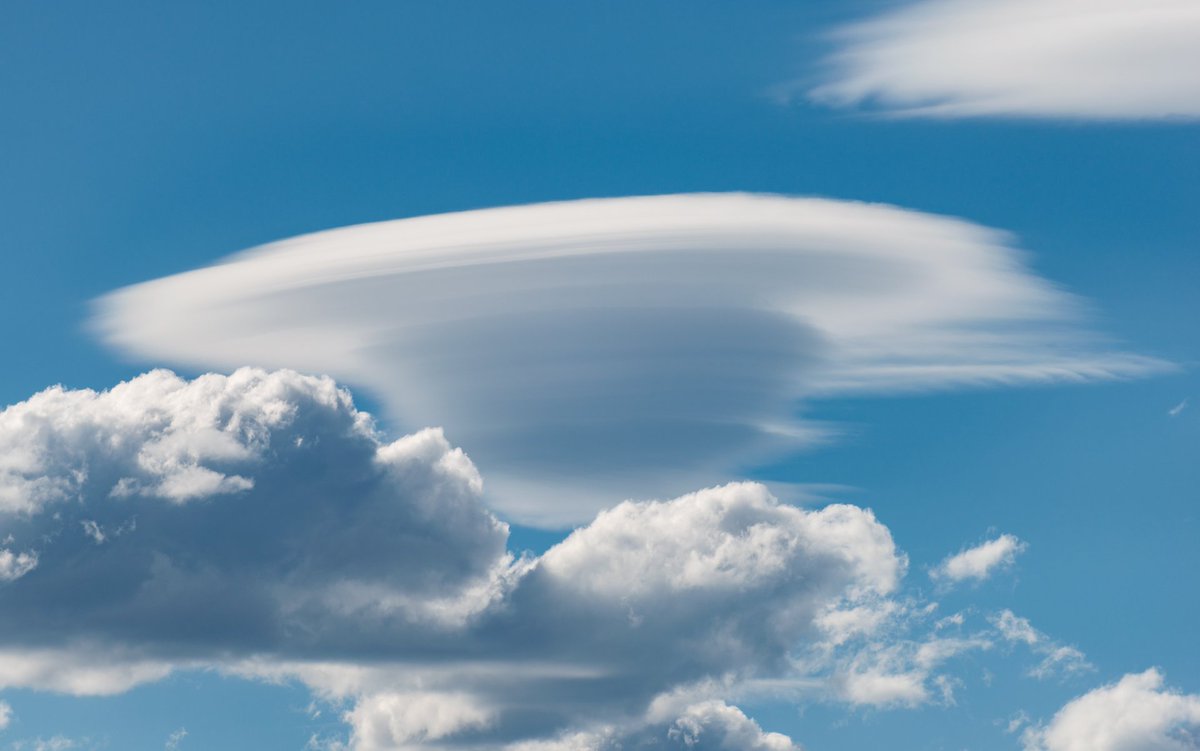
[991,609,1092,680]
[93,194,1167,525]
[807,0,1200,120]
[1169,398,1189,417]
[164,728,188,751]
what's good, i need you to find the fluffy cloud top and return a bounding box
[931,533,1026,584]
[0,368,508,656]
[93,194,1162,525]
[809,0,1200,120]
[1024,669,1200,751]
[0,369,907,748]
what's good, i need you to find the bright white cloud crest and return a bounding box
[809,0,1200,120]
[94,194,1162,525]
[1024,669,1200,751]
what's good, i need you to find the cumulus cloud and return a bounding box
[931,533,1026,584]
[1023,669,1200,751]
[664,701,800,751]
[0,369,912,749]
[93,194,1163,525]
[808,0,1200,120]
[0,368,509,659]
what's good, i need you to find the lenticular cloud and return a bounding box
[94,193,1162,524]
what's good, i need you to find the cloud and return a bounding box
[991,610,1092,680]
[93,194,1164,525]
[502,700,802,751]
[165,728,188,751]
[346,694,493,751]
[1023,669,1200,751]
[0,548,37,582]
[0,699,10,730]
[807,0,1200,120]
[1169,399,1188,417]
[0,368,510,659]
[931,533,1026,584]
[0,369,911,748]
[664,701,800,751]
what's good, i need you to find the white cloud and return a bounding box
[0,647,176,696]
[345,692,493,751]
[808,0,1200,120]
[0,699,11,730]
[1023,669,1200,751]
[0,369,913,749]
[991,610,1092,680]
[1169,398,1188,417]
[93,194,1164,525]
[830,633,992,707]
[993,609,1041,646]
[164,728,187,751]
[931,533,1026,584]
[0,548,37,582]
[666,701,800,751]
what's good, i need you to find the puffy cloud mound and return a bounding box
[808,0,1200,120]
[1023,669,1200,751]
[0,369,910,748]
[93,193,1164,525]
[931,533,1026,584]
[0,368,509,657]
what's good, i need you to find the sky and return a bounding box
[0,2,1197,750]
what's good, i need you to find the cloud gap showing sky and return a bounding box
[95,193,1166,526]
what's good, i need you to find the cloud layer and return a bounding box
[94,194,1162,525]
[0,369,914,749]
[809,0,1200,120]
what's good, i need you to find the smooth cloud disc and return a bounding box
[94,193,1162,525]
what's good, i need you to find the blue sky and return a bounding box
[0,2,1197,750]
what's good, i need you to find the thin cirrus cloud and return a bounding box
[807,0,1200,120]
[92,193,1165,526]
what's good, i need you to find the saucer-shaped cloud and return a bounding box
[809,0,1200,120]
[94,194,1161,524]
[0,369,907,748]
